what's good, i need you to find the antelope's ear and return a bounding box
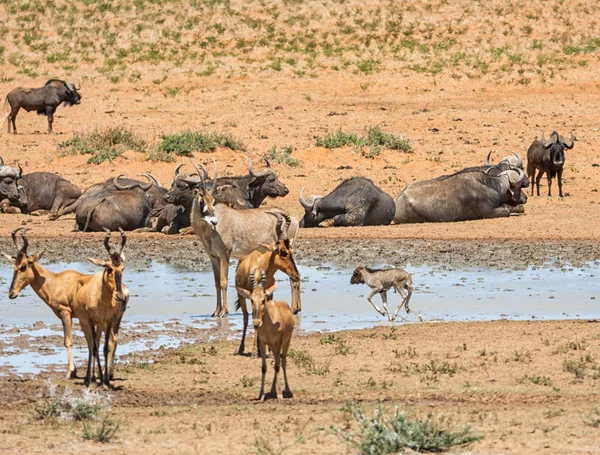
[3,253,15,264]
[29,250,45,263]
[265,283,278,297]
[236,287,252,299]
[86,257,107,267]
[259,243,275,252]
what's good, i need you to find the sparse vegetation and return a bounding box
[315,126,412,156]
[156,130,245,157]
[264,145,302,167]
[82,417,120,443]
[332,402,482,454]
[288,349,331,375]
[58,126,148,165]
[32,384,110,422]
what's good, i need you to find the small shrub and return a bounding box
[156,130,245,157]
[32,384,110,422]
[582,408,600,428]
[332,402,482,454]
[314,126,411,155]
[241,375,258,388]
[264,145,301,167]
[82,417,120,443]
[58,126,148,164]
[288,349,330,375]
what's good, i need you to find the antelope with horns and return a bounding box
[73,229,129,387]
[236,269,294,401]
[3,228,86,379]
[188,160,300,317]
[234,211,300,356]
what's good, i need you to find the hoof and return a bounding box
[282,390,294,399]
[263,391,278,401]
[66,369,77,380]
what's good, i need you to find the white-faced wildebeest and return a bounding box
[189,160,300,317]
[3,79,81,134]
[234,212,300,356]
[236,269,294,401]
[527,131,575,198]
[350,267,413,322]
[73,229,129,387]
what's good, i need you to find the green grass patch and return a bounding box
[156,130,245,157]
[332,402,482,454]
[264,145,302,167]
[315,125,412,156]
[58,126,148,165]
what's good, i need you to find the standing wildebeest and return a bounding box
[159,159,289,234]
[74,176,154,232]
[527,131,574,197]
[299,177,395,228]
[0,156,21,211]
[393,167,528,223]
[350,267,413,322]
[189,161,300,317]
[4,79,81,134]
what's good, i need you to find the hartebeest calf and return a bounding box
[234,212,300,356]
[3,228,84,378]
[236,269,294,401]
[73,229,129,387]
[350,267,414,322]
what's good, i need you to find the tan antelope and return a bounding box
[188,160,300,317]
[234,212,300,356]
[236,269,294,401]
[73,229,129,387]
[3,228,85,379]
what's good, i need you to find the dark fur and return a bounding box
[526,132,574,197]
[14,172,82,214]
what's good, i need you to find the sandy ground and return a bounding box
[1,320,600,454]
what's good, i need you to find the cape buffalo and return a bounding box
[74,176,154,231]
[0,156,21,209]
[160,159,289,234]
[299,177,395,228]
[3,79,81,134]
[527,130,574,197]
[15,172,81,215]
[393,166,528,223]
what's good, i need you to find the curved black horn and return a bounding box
[299,187,312,210]
[175,164,185,177]
[113,175,131,191]
[17,165,23,179]
[264,157,271,168]
[139,175,153,191]
[511,152,523,169]
[103,228,112,254]
[484,151,493,166]
[113,175,152,191]
[0,156,4,167]
[142,173,164,188]
[248,159,270,178]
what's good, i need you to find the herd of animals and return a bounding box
[0,79,577,399]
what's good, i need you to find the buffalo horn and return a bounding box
[113,175,152,191]
[191,161,206,188]
[484,151,493,166]
[248,159,271,178]
[175,164,185,177]
[510,152,523,169]
[0,156,4,167]
[141,173,164,189]
[500,168,525,186]
[18,165,23,178]
[299,187,312,210]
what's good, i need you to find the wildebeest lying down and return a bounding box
[158,159,289,234]
[299,177,395,227]
[393,165,528,223]
[74,176,154,231]
[3,79,81,134]
[527,131,574,197]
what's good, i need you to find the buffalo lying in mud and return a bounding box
[73,176,156,232]
[299,177,395,228]
[158,159,289,234]
[393,164,528,223]
[527,131,574,197]
[0,159,81,216]
[3,79,81,134]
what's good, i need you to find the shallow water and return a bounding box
[0,260,599,375]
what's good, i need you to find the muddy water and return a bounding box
[0,259,599,375]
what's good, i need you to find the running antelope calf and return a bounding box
[236,269,294,401]
[4,228,84,379]
[234,212,300,356]
[350,267,413,322]
[73,229,129,387]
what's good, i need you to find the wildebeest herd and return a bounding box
[0,79,577,399]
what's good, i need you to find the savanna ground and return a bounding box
[1,0,600,453]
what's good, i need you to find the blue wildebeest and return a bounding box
[299,177,395,228]
[527,131,574,197]
[3,79,81,134]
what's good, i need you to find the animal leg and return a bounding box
[535,170,544,197]
[528,167,535,196]
[60,312,77,379]
[331,212,362,227]
[258,338,267,401]
[218,258,230,317]
[380,290,392,321]
[547,174,553,197]
[486,207,511,218]
[290,278,302,314]
[46,106,54,133]
[90,324,104,385]
[265,344,281,401]
[9,106,19,134]
[103,323,117,387]
[81,322,94,386]
[557,169,564,198]
[210,256,222,317]
[282,338,293,399]
[367,288,387,317]
[237,296,248,355]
